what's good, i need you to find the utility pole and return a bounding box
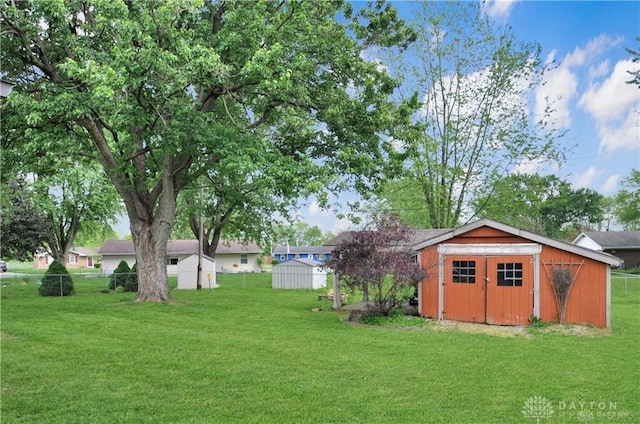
[196,184,203,291]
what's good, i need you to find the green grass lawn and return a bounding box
[1,273,638,423]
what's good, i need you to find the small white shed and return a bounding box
[177,254,218,289]
[272,259,327,289]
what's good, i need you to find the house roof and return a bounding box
[412,218,622,267]
[272,245,331,255]
[35,247,95,257]
[573,231,640,249]
[98,239,261,255]
[73,247,96,257]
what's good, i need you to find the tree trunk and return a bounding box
[131,222,173,302]
[126,157,182,302]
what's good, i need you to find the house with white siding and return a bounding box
[98,239,262,275]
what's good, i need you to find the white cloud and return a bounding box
[332,217,355,234]
[589,60,610,80]
[307,200,331,217]
[483,0,517,20]
[564,34,622,68]
[535,35,625,131]
[513,157,547,175]
[595,108,639,155]
[512,155,561,176]
[572,166,602,188]
[578,59,640,154]
[578,59,639,122]
[535,62,578,129]
[601,174,620,193]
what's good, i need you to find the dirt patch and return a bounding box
[534,324,610,337]
[429,320,609,338]
[431,320,530,338]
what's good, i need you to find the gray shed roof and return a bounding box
[99,239,261,255]
[578,231,640,249]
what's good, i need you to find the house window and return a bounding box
[166,257,178,265]
[452,260,475,283]
[497,263,523,287]
[240,254,248,265]
[68,256,77,264]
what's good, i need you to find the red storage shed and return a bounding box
[415,219,622,328]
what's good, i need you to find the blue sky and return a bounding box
[299,0,640,235]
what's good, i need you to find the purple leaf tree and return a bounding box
[325,214,425,316]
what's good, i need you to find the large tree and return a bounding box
[1,0,414,301]
[33,162,122,263]
[171,139,315,258]
[374,2,563,229]
[472,173,604,239]
[270,222,329,247]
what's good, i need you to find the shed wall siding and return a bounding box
[272,263,327,289]
[538,245,607,328]
[418,226,609,328]
[177,255,217,289]
[420,246,440,318]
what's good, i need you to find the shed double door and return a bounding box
[443,255,533,325]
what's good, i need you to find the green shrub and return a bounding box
[271,259,280,265]
[124,263,138,292]
[94,262,101,269]
[38,260,74,296]
[109,260,131,290]
[115,286,124,294]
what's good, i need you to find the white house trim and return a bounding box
[437,243,542,256]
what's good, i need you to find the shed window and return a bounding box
[166,257,178,265]
[240,254,248,264]
[452,261,476,283]
[279,254,285,260]
[497,263,523,286]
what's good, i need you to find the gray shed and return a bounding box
[272,259,327,289]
